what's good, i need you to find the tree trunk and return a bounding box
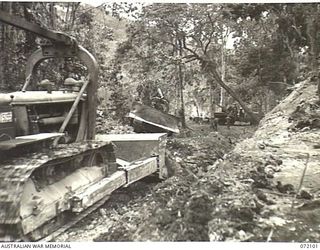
[178,63,186,128]
[174,65,180,116]
[70,3,80,30]
[209,80,216,129]
[306,6,320,99]
[0,2,4,89]
[0,2,12,90]
[220,37,226,108]
[50,3,56,29]
[195,103,200,117]
[202,59,260,125]
[65,3,71,30]
[178,39,186,128]
[192,96,200,117]
[23,3,37,53]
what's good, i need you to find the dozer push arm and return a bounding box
[0,10,99,140]
[0,10,74,45]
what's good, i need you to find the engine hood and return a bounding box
[0,91,86,105]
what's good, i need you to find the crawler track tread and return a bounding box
[39,195,110,242]
[0,141,115,241]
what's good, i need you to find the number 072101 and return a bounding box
[300,244,318,249]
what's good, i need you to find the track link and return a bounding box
[39,195,111,242]
[0,141,116,241]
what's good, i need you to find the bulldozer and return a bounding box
[0,11,168,241]
[214,104,251,125]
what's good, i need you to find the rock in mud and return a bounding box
[250,171,271,189]
[257,142,266,149]
[184,194,213,224]
[94,224,131,241]
[234,207,254,222]
[297,190,313,200]
[264,166,275,178]
[254,189,274,205]
[276,181,295,194]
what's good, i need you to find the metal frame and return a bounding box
[0,10,73,44]
[23,45,99,140]
[0,10,99,140]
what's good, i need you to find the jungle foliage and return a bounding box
[1,2,319,125]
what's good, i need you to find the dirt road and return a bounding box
[55,124,255,241]
[57,80,320,242]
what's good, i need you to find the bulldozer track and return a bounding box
[39,195,110,242]
[0,141,115,241]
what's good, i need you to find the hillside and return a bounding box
[55,79,320,242]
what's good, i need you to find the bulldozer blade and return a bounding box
[129,102,180,134]
[96,133,168,179]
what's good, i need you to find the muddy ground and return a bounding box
[56,79,320,242]
[55,124,255,241]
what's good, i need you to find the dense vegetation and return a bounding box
[1,2,319,126]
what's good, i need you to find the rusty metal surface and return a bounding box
[0,141,114,240]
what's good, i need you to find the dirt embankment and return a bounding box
[94,80,320,242]
[92,126,256,242]
[207,79,320,242]
[58,80,320,242]
[56,124,254,242]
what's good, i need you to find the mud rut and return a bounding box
[54,124,255,242]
